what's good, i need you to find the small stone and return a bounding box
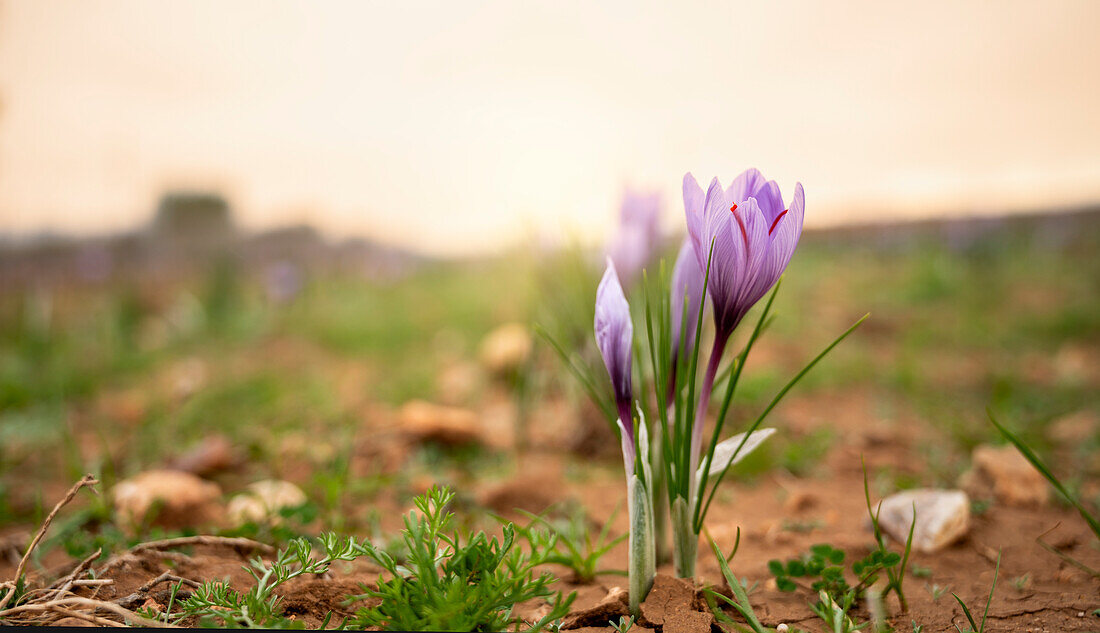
[437,361,482,404]
[166,357,207,400]
[477,474,558,516]
[960,445,1049,506]
[112,470,223,531]
[166,434,239,476]
[97,389,147,426]
[1048,411,1097,445]
[478,323,532,374]
[783,489,818,513]
[400,400,483,447]
[227,480,307,526]
[875,488,970,553]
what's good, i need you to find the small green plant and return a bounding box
[810,590,866,633]
[768,543,847,595]
[862,460,915,610]
[135,579,185,624]
[781,518,824,534]
[513,502,628,584]
[1009,573,1029,591]
[950,552,1000,633]
[767,464,914,629]
[705,535,768,633]
[175,532,363,628]
[909,564,932,578]
[610,614,636,633]
[926,583,949,602]
[349,486,574,632]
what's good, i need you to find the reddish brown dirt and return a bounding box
[3,386,1098,632]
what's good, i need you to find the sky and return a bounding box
[1,0,1098,256]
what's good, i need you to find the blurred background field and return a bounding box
[1,203,1097,565]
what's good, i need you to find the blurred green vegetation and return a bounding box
[0,216,1097,546]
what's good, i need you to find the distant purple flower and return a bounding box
[264,260,303,304]
[595,258,635,443]
[607,190,662,287]
[683,169,804,340]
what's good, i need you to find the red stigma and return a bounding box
[729,203,738,213]
[769,209,789,235]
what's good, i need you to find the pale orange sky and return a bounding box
[1,0,1098,255]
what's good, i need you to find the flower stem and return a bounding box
[670,496,697,578]
[690,335,728,494]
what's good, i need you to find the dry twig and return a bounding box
[0,595,176,628]
[115,571,201,609]
[0,474,99,612]
[129,534,274,555]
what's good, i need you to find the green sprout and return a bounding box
[349,485,574,632]
[175,532,364,628]
[610,614,636,633]
[704,534,769,633]
[950,551,1000,633]
[512,501,628,584]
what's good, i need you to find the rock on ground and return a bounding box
[875,488,970,552]
[227,479,308,526]
[399,400,483,447]
[478,322,532,374]
[112,469,223,531]
[165,434,240,476]
[959,444,1049,506]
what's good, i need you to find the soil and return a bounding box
[5,383,1098,632]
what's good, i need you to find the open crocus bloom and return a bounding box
[683,169,804,339]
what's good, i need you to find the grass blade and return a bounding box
[980,552,1000,632]
[952,593,977,631]
[989,410,1100,540]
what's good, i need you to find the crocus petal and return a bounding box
[700,428,777,478]
[731,197,770,310]
[725,168,766,206]
[752,182,804,303]
[754,180,785,223]
[595,258,634,428]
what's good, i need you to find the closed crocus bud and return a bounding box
[595,258,635,441]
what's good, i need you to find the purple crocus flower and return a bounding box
[607,190,662,288]
[683,169,804,340]
[682,169,804,478]
[594,258,636,447]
